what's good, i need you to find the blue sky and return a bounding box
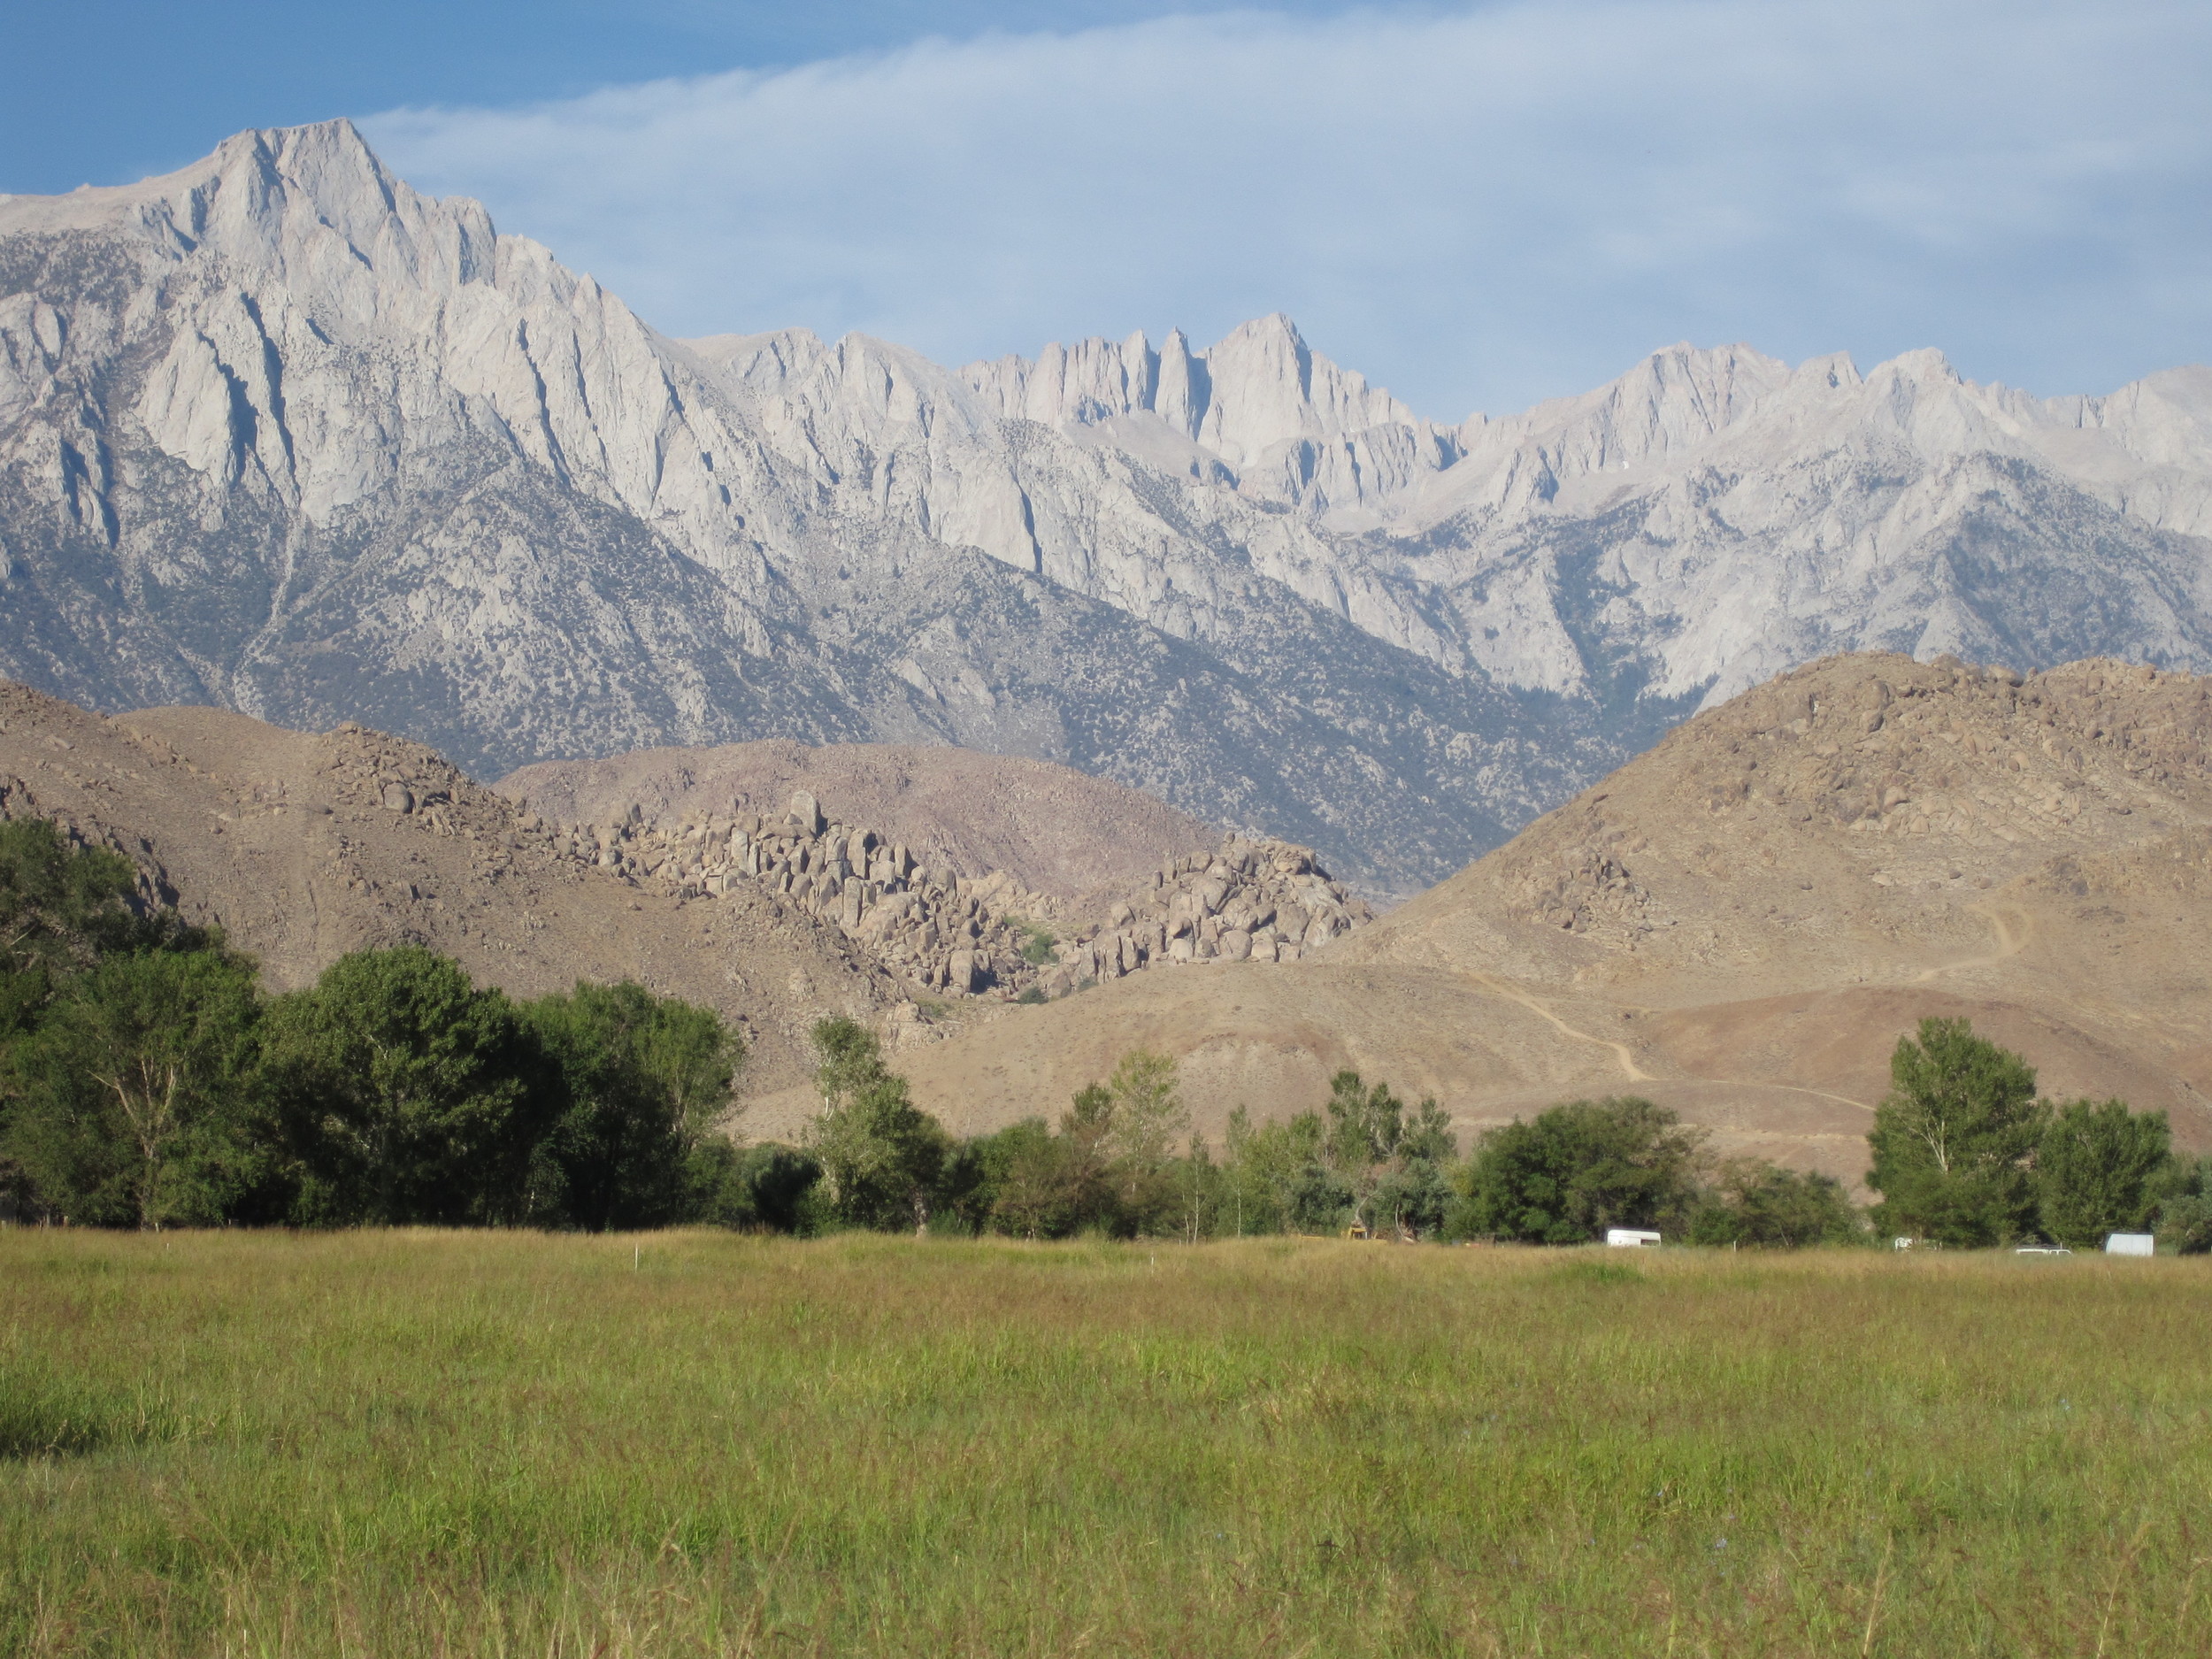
[6,1,2208,417]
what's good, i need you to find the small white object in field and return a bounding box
[2104,1233,2155,1256]
[1605,1229,1662,1248]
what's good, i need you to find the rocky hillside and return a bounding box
[497,739,1216,903]
[565,787,1371,1001]
[1356,651,2212,995]
[7,121,2211,894]
[808,654,2212,1179]
[0,678,1373,1094]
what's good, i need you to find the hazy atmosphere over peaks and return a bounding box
[6,0,2209,419]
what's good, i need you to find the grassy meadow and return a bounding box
[2,1233,2208,1656]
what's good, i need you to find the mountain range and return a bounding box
[4,119,2209,893]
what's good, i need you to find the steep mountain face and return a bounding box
[4,119,2208,896]
[0,121,1616,897]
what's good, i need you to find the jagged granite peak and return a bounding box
[4,119,2212,897]
[960,311,1445,500]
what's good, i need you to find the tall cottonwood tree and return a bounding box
[264,947,549,1226]
[522,980,741,1230]
[1866,1018,2046,1246]
[807,1017,949,1233]
[6,947,265,1227]
[1105,1049,1187,1216]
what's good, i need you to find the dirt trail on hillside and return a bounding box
[1914,902,2032,983]
[1459,970,1652,1083]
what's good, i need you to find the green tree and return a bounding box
[1323,1073,1458,1238]
[1107,1050,1187,1167]
[806,1017,949,1233]
[2155,1157,2212,1255]
[1325,1069,1401,1233]
[1223,1106,1334,1233]
[522,980,741,1230]
[1173,1134,1225,1242]
[686,1140,822,1232]
[1104,1048,1187,1225]
[1865,1018,2046,1246]
[2035,1099,2172,1248]
[963,1118,1078,1239]
[0,817,216,1044]
[1453,1096,1704,1244]
[4,946,266,1227]
[1219,1105,1269,1235]
[1396,1095,1462,1239]
[1056,1082,1124,1232]
[1687,1159,1864,1248]
[0,819,142,1042]
[264,948,549,1226]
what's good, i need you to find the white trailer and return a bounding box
[1605,1228,1662,1248]
[2105,1233,2156,1256]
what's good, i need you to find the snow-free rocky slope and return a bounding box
[829,654,2212,1182]
[4,120,2210,894]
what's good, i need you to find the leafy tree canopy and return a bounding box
[1105,1050,1187,1171]
[1866,1018,2047,1246]
[2035,1098,2171,1248]
[522,980,741,1230]
[5,945,266,1228]
[0,818,213,1042]
[1688,1159,1863,1248]
[264,947,548,1227]
[1453,1096,1704,1244]
[806,1017,949,1233]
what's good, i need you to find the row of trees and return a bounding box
[0,818,797,1231]
[6,815,2200,1248]
[795,1020,1861,1244]
[800,1020,1467,1240]
[797,1017,2208,1250]
[1867,1017,2209,1248]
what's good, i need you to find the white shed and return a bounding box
[1605,1228,1662,1248]
[2105,1233,2156,1257]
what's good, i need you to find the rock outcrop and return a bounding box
[497,737,1217,904]
[569,788,1371,1001]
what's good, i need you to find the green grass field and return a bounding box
[3,1233,2208,1657]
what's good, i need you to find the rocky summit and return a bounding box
[4,120,2211,893]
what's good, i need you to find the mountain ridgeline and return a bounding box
[3,120,2210,892]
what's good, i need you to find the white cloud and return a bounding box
[364,0,2212,418]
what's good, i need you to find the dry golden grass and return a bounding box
[4,1230,2208,1656]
